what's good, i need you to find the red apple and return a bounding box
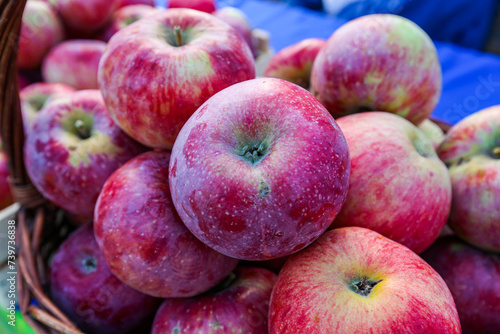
[421,236,500,334]
[98,8,255,149]
[437,105,500,252]
[20,82,76,131]
[24,90,145,223]
[168,0,216,13]
[169,78,350,260]
[311,14,441,125]
[50,223,161,334]
[116,0,155,8]
[42,40,106,90]
[94,150,239,298]
[101,5,159,42]
[0,138,13,210]
[332,112,451,254]
[18,0,63,70]
[213,6,256,57]
[50,0,117,34]
[269,227,461,333]
[264,38,326,90]
[152,267,277,334]
[419,118,446,150]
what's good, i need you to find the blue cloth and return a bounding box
[323,0,498,50]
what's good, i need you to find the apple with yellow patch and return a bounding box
[24,90,145,222]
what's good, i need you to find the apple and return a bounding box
[20,82,76,131]
[421,236,500,334]
[0,138,13,209]
[264,38,326,90]
[94,150,239,298]
[101,5,159,42]
[167,0,216,13]
[42,39,106,90]
[24,90,145,223]
[311,14,442,125]
[152,267,277,334]
[116,0,155,8]
[269,227,461,333]
[213,6,256,57]
[437,105,500,252]
[18,0,63,70]
[419,118,446,150]
[331,112,451,254]
[50,0,117,34]
[98,8,255,149]
[169,78,350,260]
[50,223,161,334]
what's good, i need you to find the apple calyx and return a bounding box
[82,256,97,273]
[493,147,500,159]
[349,276,382,297]
[75,119,91,140]
[236,141,269,164]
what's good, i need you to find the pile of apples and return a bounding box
[6,0,499,333]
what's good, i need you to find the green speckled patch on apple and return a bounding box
[62,132,124,167]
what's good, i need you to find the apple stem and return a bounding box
[174,26,182,47]
[75,119,90,140]
[493,147,500,159]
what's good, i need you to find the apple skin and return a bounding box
[50,223,161,334]
[311,14,441,125]
[101,5,159,42]
[42,39,106,90]
[98,8,255,149]
[168,0,216,13]
[94,150,239,298]
[151,267,277,334]
[269,227,461,334]
[332,112,451,254]
[169,78,350,260]
[20,82,76,131]
[437,105,500,252]
[24,90,146,223]
[116,0,155,7]
[50,0,117,34]
[421,236,500,334]
[18,1,63,70]
[0,139,13,210]
[264,38,325,90]
[419,118,446,150]
[213,6,256,57]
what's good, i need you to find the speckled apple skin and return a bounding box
[270,227,461,334]
[0,146,13,210]
[42,39,106,90]
[51,0,117,33]
[311,14,441,125]
[101,5,158,42]
[20,82,76,131]
[24,90,146,221]
[169,78,350,260]
[94,150,239,298]
[264,38,326,89]
[152,267,277,334]
[333,112,451,254]
[438,105,500,252]
[213,7,256,57]
[50,223,161,334]
[18,1,63,70]
[421,236,500,334]
[168,0,216,13]
[98,8,255,149]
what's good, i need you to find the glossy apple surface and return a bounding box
[168,0,216,13]
[311,14,441,125]
[101,5,158,42]
[169,78,350,260]
[98,8,255,149]
[269,227,461,333]
[116,0,155,7]
[50,223,161,334]
[94,150,239,298]
[438,105,500,252]
[50,0,117,33]
[24,90,145,222]
[152,267,277,334]
[332,112,451,254]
